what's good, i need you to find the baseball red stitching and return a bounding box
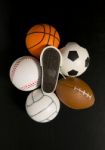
[20,80,40,90]
[10,58,23,81]
[10,56,37,81]
[10,56,40,90]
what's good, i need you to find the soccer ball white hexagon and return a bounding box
[60,42,90,77]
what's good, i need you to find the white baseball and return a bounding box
[9,56,41,91]
[25,89,60,123]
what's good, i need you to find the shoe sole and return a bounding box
[40,46,62,94]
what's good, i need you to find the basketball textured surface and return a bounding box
[26,88,60,123]
[25,24,60,58]
[56,77,95,109]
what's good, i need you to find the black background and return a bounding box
[1,1,105,150]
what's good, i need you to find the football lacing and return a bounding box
[74,86,92,99]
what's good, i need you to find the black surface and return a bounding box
[1,1,105,150]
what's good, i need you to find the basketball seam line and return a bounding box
[31,101,53,117]
[28,24,46,49]
[47,25,51,45]
[20,80,39,90]
[27,32,60,42]
[53,30,57,46]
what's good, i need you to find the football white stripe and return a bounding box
[74,86,92,99]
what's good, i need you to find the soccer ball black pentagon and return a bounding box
[60,42,90,77]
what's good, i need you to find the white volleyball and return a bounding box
[25,89,60,123]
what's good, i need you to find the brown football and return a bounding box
[56,77,95,109]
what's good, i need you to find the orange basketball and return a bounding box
[25,24,60,58]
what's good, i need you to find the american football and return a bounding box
[56,77,95,109]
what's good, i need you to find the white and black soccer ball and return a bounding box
[60,42,90,77]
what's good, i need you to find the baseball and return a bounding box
[25,88,60,123]
[9,56,41,91]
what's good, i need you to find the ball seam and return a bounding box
[59,83,92,99]
[10,56,40,90]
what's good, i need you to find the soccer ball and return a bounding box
[60,42,90,77]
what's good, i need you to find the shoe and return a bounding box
[40,46,62,94]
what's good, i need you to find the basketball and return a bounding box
[56,77,95,110]
[25,24,60,58]
[26,88,60,123]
